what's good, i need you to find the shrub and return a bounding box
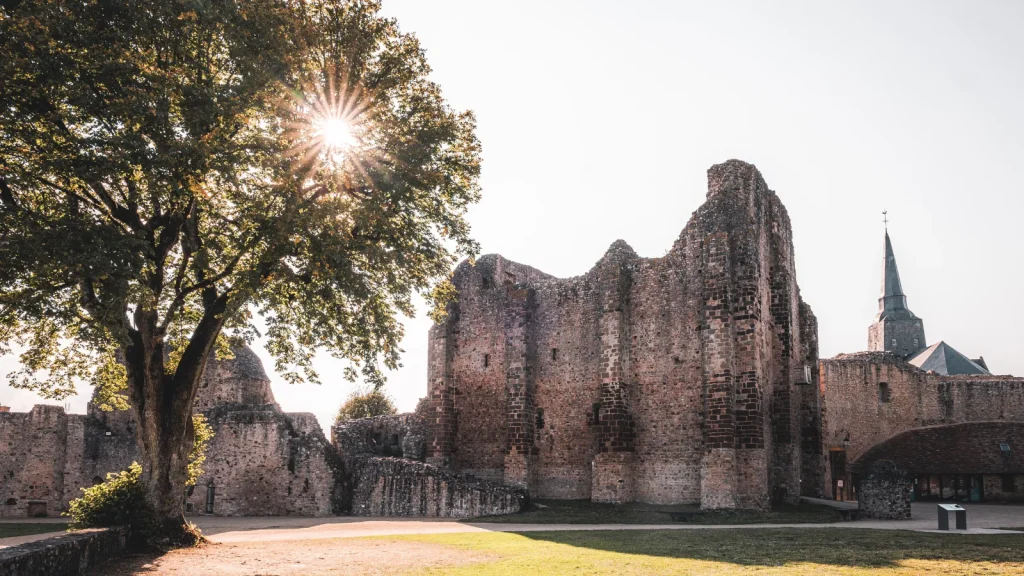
[67,414,215,541]
[335,388,397,422]
[66,462,149,532]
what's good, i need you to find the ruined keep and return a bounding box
[425,160,821,510]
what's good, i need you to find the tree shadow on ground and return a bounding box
[516,528,1024,568]
[470,498,842,525]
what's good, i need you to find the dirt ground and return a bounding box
[93,538,494,576]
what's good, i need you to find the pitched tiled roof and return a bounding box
[908,341,990,375]
[852,422,1024,475]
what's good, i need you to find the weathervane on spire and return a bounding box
[882,210,889,231]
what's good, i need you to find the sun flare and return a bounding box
[284,68,376,179]
[318,117,355,152]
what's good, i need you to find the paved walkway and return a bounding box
[2,502,1021,549]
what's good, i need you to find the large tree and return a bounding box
[0,0,479,543]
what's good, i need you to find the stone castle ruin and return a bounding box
[424,160,820,509]
[2,159,1020,519]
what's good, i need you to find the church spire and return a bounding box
[868,227,926,358]
[879,231,909,315]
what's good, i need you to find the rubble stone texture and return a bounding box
[426,160,821,509]
[333,413,525,517]
[857,460,911,520]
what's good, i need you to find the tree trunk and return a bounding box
[124,297,227,546]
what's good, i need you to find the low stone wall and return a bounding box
[349,455,525,518]
[0,527,127,576]
[858,460,911,520]
[332,413,426,461]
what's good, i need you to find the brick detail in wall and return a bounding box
[426,319,458,470]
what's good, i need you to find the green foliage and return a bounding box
[335,387,398,423]
[66,462,148,531]
[0,0,480,396]
[186,414,214,487]
[67,416,213,530]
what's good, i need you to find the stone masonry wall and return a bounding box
[0,405,67,518]
[858,460,911,520]
[426,160,819,510]
[983,474,1024,503]
[347,455,525,518]
[0,527,127,576]
[185,406,345,516]
[820,354,1024,464]
[337,412,525,518]
[0,346,346,518]
[332,413,427,462]
[819,353,1024,498]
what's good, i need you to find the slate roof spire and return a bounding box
[868,228,927,357]
[878,231,911,316]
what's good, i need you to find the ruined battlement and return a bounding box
[425,160,820,510]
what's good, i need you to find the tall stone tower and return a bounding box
[867,231,926,358]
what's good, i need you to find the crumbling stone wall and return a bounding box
[60,405,137,510]
[192,347,278,412]
[819,353,1024,498]
[426,160,819,510]
[0,346,346,518]
[0,405,68,518]
[858,460,911,520]
[332,413,426,461]
[335,412,525,517]
[185,406,345,516]
[347,455,524,517]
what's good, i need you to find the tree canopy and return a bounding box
[335,387,397,422]
[0,0,479,393]
[0,0,479,541]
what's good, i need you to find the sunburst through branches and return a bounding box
[284,68,376,191]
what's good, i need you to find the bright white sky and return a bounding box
[2,0,1022,432]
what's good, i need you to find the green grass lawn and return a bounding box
[398,528,1024,575]
[0,522,68,538]
[471,499,841,525]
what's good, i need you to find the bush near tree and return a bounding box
[0,0,479,545]
[67,414,214,544]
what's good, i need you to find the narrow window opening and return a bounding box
[206,482,216,514]
[484,354,490,368]
[535,408,545,430]
[482,276,492,289]
[878,382,891,404]
[551,348,558,361]
[591,402,601,425]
